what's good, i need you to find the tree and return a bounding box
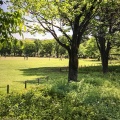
[10,0,102,81]
[79,37,99,58]
[17,40,24,56]
[11,38,18,56]
[11,39,23,56]
[0,37,12,56]
[90,1,120,73]
[54,36,68,58]
[0,1,23,38]
[34,39,42,57]
[54,41,60,58]
[0,0,24,56]
[40,40,54,57]
[23,39,36,57]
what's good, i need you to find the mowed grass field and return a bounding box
[0,56,120,94]
[0,57,67,94]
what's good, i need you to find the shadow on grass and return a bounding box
[0,86,6,88]
[17,65,120,87]
[17,67,68,85]
[19,67,62,76]
[0,65,120,119]
[19,67,69,80]
[79,65,120,73]
[19,65,120,77]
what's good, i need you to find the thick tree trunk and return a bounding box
[100,51,109,73]
[68,47,78,82]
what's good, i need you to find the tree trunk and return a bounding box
[96,36,111,74]
[68,46,78,82]
[100,51,109,73]
[99,41,111,74]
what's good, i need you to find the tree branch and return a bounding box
[36,16,70,51]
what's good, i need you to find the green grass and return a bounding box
[0,57,102,94]
[0,57,120,94]
[0,57,67,93]
[0,57,120,119]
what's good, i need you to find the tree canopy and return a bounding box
[89,0,120,73]
[0,1,24,39]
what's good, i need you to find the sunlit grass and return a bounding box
[0,57,120,119]
[0,57,68,93]
[0,57,119,94]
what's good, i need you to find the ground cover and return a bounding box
[0,57,120,119]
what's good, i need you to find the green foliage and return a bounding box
[0,75,120,119]
[11,38,23,56]
[0,57,120,119]
[40,40,54,57]
[0,37,12,56]
[89,0,120,72]
[10,0,101,54]
[23,39,36,56]
[0,4,24,39]
[79,37,99,58]
[53,36,68,57]
[0,1,24,56]
[34,39,42,56]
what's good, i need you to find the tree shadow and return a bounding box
[18,67,68,85]
[18,65,120,78]
[0,86,6,88]
[79,65,120,73]
[19,67,67,76]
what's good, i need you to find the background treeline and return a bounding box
[0,37,67,58]
[0,36,119,60]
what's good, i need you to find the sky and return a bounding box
[1,0,72,40]
[13,31,54,40]
[0,1,55,40]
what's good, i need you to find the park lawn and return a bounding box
[0,57,120,119]
[0,57,67,94]
[0,57,120,94]
[0,57,101,94]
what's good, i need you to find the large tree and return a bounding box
[90,1,120,73]
[10,0,102,81]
